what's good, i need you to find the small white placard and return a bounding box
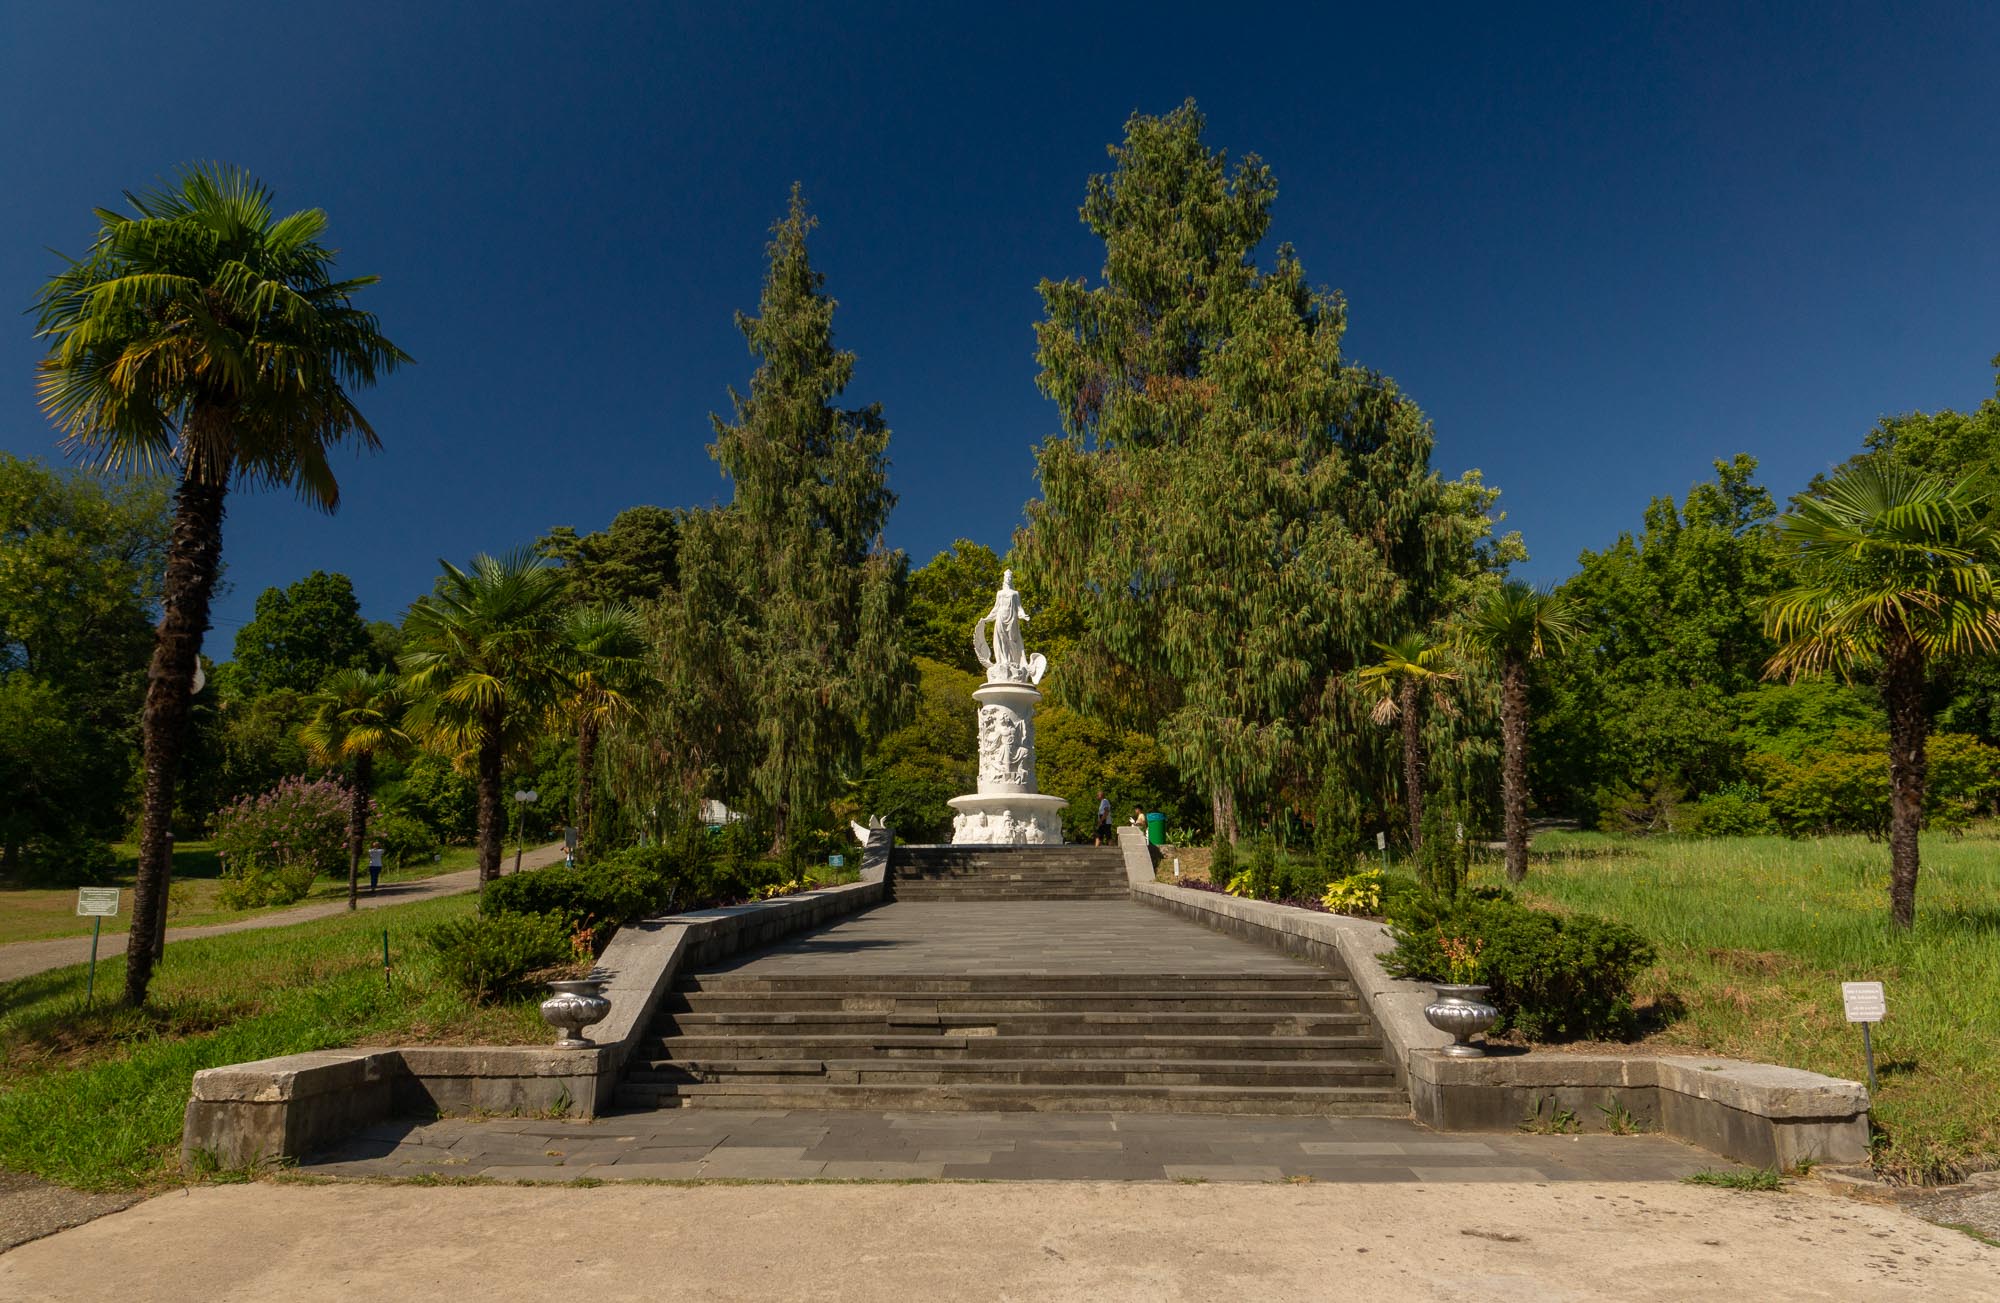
[1376,831,1387,851]
[76,887,120,917]
[1841,981,1886,1023]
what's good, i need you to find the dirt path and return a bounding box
[0,843,565,984]
[2,1179,1992,1300]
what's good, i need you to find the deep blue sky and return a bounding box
[4,3,1996,641]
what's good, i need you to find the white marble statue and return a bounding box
[949,573,1067,844]
[973,570,1047,686]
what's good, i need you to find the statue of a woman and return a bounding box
[973,570,1048,685]
[991,570,1027,671]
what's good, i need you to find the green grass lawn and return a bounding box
[0,892,545,1191]
[0,843,479,945]
[1516,826,2000,1183]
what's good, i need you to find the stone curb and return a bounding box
[1120,849,1871,1170]
[180,832,894,1172]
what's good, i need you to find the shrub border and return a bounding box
[180,831,894,1172]
[1114,829,1871,1169]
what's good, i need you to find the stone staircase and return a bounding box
[615,970,1407,1114]
[888,845,1128,900]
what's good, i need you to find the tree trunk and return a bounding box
[346,751,373,909]
[576,717,598,853]
[768,802,790,863]
[1211,783,1237,846]
[1882,633,1927,931]
[127,475,228,1006]
[1400,678,1425,852]
[476,709,505,884]
[1501,656,1530,884]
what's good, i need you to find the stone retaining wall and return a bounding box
[1115,829,1870,1168]
[180,831,894,1172]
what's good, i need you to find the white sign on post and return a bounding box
[1375,831,1387,851]
[1841,981,1886,1023]
[75,887,119,917]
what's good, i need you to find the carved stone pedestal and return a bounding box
[948,682,1066,844]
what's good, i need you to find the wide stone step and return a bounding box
[633,1057,1398,1088]
[888,891,1136,899]
[680,973,1351,995]
[647,1032,1386,1063]
[659,1010,1377,1037]
[891,877,1124,884]
[612,1081,1410,1115]
[669,990,1364,1014]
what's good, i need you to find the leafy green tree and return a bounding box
[0,455,170,863]
[1849,356,2000,483]
[400,551,569,882]
[1021,102,1500,843]
[233,570,372,693]
[551,603,649,849]
[392,751,479,844]
[1463,583,1582,882]
[536,505,682,605]
[1765,463,2000,929]
[1842,361,2000,746]
[33,164,406,1004]
[664,189,912,857]
[904,541,1003,671]
[1534,455,1787,820]
[188,686,314,819]
[856,657,980,842]
[0,676,101,878]
[1035,703,1191,843]
[1359,634,1460,852]
[298,668,412,907]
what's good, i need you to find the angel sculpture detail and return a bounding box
[973,570,1047,685]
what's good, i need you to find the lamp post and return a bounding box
[513,789,539,875]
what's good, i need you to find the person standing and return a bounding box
[1094,791,1113,846]
[366,841,385,893]
[563,824,578,868]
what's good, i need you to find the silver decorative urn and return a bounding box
[540,978,611,1048]
[1424,984,1499,1057]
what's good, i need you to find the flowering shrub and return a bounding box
[212,777,354,908]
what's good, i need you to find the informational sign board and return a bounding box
[829,854,846,868]
[1841,981,1886,1023]
[75,887,119,917]
[1375,831,1387,851]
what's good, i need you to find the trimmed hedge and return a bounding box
[424,911,573,1002]
[1385,891,1656,1041]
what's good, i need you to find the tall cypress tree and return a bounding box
[1022,102,1499,843]
[670,188,911,855]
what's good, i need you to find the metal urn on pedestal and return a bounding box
[541,978,611,1048]
[1424,984,1499,1057]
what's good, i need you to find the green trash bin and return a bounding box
[1145,812,1166,846]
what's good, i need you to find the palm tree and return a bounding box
[1359,633,1459,854]
[551,603,650,854]
[299,668,412,909]
[1463,582,1583,883]
[1765,462,2000,930]
[400,551,570,883]
[33,164,406,1004]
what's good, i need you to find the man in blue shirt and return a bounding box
[1094,791,1112,846]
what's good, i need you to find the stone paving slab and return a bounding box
[697,901,1320,976]
[300,1108,1728,1184]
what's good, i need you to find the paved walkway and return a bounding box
[304,1108,1725,1184]
[4,1182,1992,1300]
[0,843,565,984]
[702,899,1319,976]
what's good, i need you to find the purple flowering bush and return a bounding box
[212,777,355,908]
